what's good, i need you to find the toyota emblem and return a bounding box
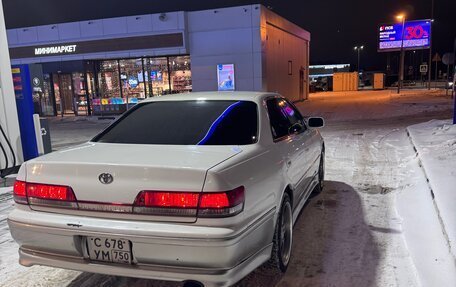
[99,173,114,184]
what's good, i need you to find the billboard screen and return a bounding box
[217,64,235,91]
[378,20,431,52]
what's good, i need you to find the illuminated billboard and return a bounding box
[217,64,235,91]
[378,20,431,52]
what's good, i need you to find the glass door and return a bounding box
[169,56,192,93]
[86,71,96,116]
[97,60,124,115]
[52,74,62,115]
[40,74,56,116]
[145,57,170,96]
[72,73,88,116]
[53,74,76,115]
[119,58,146,107]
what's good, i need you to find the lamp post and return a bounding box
[428,0,434,90]
[397,14,406,94]
[354,46,364,73]
[453,37,456,124]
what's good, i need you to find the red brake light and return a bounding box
[132,186,245,217]
[13,180,244,217]
[13,180,27,204]
[200,186,244,209]
[200,193,230,208]
[133,191,200,217]
[134,191,199,208]
[27,183,76,201]
[27,183,77,209]
[198,186,245,217]
[12,181,78,209]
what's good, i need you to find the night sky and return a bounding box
[2,0,456,71]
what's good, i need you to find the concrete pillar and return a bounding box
[0,0,23,169]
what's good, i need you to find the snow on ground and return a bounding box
[0,89,455,286]
[391,129,456,286]
[304,89,452,121]
[407,120,456,259]
[0,186,12,196]
[0,187,81,287]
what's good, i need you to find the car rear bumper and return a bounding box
[18,244,272,287]
[8,208,275,287]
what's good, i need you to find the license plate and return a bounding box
[86,236,132,264]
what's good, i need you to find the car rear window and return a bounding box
[93,100,258,145]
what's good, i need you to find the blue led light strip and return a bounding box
[197,101,241,145]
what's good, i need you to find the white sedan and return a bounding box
[8,92,325,287]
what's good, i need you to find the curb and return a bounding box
[406,130,435,199]
[406,128,455,259]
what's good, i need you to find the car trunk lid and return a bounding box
[24,142,242,222]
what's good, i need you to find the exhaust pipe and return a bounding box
[183,280,204,287]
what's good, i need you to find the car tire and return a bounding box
[268,193,293,272]
[314,151,325,194]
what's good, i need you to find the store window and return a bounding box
[119,58,146,105]
[52,74,61,115]
[52,73,75,115]
[86,70,96,115]
[145,57,170,96]
[88,56,191,115]
[72,73,88,116]
[96,60,122,114]
[41,74,55,116]
[169,56,192,93]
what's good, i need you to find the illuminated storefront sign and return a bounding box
[378,20,431,52]
[9,33,184,59]
[217,64,235,91]
[34,45,77,55]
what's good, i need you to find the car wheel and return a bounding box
[314,152,325,194]
[268,193,293,272]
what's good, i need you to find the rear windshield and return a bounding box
[93,100,258,145]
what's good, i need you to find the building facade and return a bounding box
[7,4,310,116]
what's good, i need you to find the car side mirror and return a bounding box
[288,123,304,135]
[308,117,325,128]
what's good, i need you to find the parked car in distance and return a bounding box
[310,78,329,92]
[8,91,325,287]
[391,80,417,87]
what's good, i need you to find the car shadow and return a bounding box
[67,272,179,287]
[235,180,380,287]
[67,180,379,287]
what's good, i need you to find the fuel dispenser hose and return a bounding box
[0,123,17,177]
[0,133,7,171]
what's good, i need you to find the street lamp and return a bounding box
[354,45,364,73]
[396,14,406,94]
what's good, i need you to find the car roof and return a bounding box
[140,91,281,103]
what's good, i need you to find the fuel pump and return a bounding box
[0,0,23,177]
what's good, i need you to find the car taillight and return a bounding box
[12,180,78,209]
[198,186,245,217]
[12,179,245,217]
[133,186,245,217]
[13,180,27,204]
[133,191,200,217]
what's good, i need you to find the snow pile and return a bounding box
[407,119,456,257]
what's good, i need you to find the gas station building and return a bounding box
[6,4,310,117]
